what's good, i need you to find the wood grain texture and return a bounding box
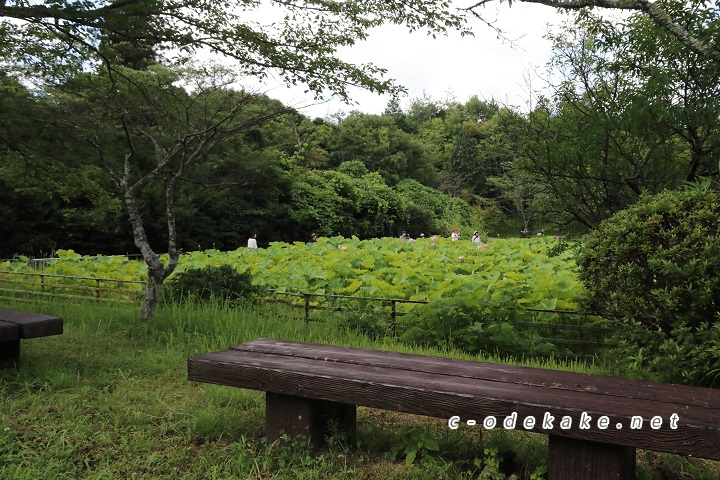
[266,392,356,447]
[549,436,636,480]
[0,307,63,338]
[187,338,720,460]
[237,338,719,410]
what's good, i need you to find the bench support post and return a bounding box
[265,392,356,447]
[0,339,20,369]
[549,435,636,480]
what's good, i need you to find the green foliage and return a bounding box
[6,237,596,357]
[335,309,394,340]
[475,447,504,480]
[527,9,720,229]
[327,113,437,185]
[336,160,369,177]
[1,0,467,101]
[578,187,720,386]
[287,169,407,238]
[547,238,575,257]
[395,179,486,236]
[165,265,261,304]
[399,294,558,358]
[389,426,440,467]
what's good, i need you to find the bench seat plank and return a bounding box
[0,307,63,338]
[188,339,720,460]
[195,347,715,425]
[237,338,719,410]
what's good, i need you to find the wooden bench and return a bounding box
[0,307,64,368]
[187,338,720,480]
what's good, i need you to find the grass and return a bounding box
[1,297,718,479]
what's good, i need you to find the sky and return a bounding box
[259,3,569,120]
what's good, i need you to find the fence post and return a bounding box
[95,278,101,301]
[391,300,397,334]
[40,274,45,294]
[304,294,310,323]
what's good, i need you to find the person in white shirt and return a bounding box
[472,231,481,243]
[247,234,258,249]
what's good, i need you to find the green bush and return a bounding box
[165,265,261,304]
[577,187,720,386]
[399,295,558,358]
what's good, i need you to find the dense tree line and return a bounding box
[1,0,717,320]
[2,5,720,257]
[0,70,495,258]
[0,0,468,319]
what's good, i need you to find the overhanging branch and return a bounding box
[464,0,720,63]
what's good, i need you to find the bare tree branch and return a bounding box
[464,0,720,63]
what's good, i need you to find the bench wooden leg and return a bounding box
[549,435,636,480]
[0,339,20,369]
[265,392,356,447]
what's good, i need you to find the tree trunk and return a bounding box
[141,277,160,323]
[123,189,172,323]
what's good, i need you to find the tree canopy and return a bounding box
[0,0,467,99]
[2,0,719,324]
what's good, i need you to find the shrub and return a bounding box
[577,187,720,386]
[399,295,558,358]
[165,265,261,304]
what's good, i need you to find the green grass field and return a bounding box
[1,298,717,479]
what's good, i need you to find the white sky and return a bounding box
[259,3,570,119]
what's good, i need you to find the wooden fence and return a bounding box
[0,271,145,303]
[265,290,427,324]
[0,271,619,357]
[264,289,619,357]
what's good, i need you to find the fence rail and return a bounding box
[0,271,619,357]
[0,254,146,271]
[0,271,145,303]
[265,290,427,325]
[265,289,619,357]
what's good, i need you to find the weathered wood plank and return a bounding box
[0,307,63,338]
[191,349,713,424]
[188,347,720,459]
[265,392,356,447]
[549,436,636,480]
[235,339,719,410]
[188,349,716,426]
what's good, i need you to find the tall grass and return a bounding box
[0,297,718,479]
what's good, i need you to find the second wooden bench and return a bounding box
[0,306,64,368]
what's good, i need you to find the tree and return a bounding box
[287,167,407,238]
[327,113,437,186]
[577,186,720,386]
[464,0,720,64]
[53,63,293,321]
[518,18,691,229]
[405,94,447,133]
[1,0,471,323]
[619,6,720,180]
[395,178,485,235]
[287,170,352,237]
[0,0,466,100]
[446,124,482,195]
[487,161,550,235]
[0,72,134,257]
